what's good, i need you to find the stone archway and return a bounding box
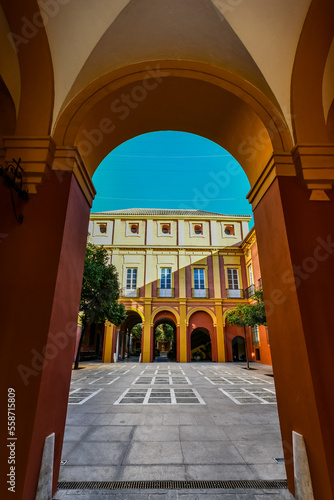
[152,310,178,363]
[187,310,217,362]
[153,317,177,362]
[118,310,143,361]
[191,327,212,361]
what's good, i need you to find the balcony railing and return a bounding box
[120,287,139,298]
[192,288,209,298]
[157,288,175,298]
[226,288,244,299]
[245,284,256,298]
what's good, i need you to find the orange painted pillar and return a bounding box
[142,302,152,362]
[0,171,90,499]
[254,176,334,499]
[102,323,114,363]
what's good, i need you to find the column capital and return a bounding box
[2,138,96,206]
[292,144,334,200]
[247,153,296,208]
[53,147,96,207]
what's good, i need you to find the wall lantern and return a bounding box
[0,158,29,223]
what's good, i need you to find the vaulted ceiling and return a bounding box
[0,0,333,177]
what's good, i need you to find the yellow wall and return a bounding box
[90,212,255,365]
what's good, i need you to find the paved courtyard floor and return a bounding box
[54,362,294,499]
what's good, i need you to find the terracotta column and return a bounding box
[142,302,152,362]
[253,174,334,499]
[0,163,91,499]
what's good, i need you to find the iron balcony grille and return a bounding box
[57,479,288,491]
[191,288,209,298]
[226,288,244,299]
[120,287,139,298]
[157,288,175,298]
[246,284,256,298]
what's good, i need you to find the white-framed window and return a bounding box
[227,268,241,298]
[248,264,254,285]
[160,268,172,297]
[193,268,206,297]
[126,222,141,236]
[251,325,260,346]
[125,268,137,297]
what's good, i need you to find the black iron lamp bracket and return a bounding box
[0,158,29,223]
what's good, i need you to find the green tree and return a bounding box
[74,243,126,369]
[246,289,267,327]
[225,289,266,369]
[155,323,174,342]
[131,323,142,340]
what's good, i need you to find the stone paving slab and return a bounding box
[55,362,292,500]
[54,488,294,499]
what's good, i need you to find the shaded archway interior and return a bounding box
[120,310,143,334]
[58,70,293,190]
[153,316,177,360]
[191,327,212,361]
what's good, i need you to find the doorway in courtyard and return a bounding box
[190,327,212,361]
[117,311,142,362]
[153,318,177,362]
[232,336,246,362]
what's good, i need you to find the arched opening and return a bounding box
[153,317,177,362]
[187,310,217,362]
[117,310,143,362]
[232,336,246,362]
[56,65,291,190]
[191,327,212,361]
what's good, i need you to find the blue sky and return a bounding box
[92,131,253,225]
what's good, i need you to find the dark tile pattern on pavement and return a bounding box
[55,362,293,500]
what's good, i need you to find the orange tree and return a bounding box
[74,243,126,369]
[225,290,266,369]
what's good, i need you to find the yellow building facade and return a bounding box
[88,208,268,364]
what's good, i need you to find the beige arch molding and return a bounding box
[186,307,217,327]
[55,60,292,154]
[125,306,145,323]
[151,306,181,325]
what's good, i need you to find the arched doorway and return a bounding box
[187,310,217,362]
[153,317,177,362]
[118,310,143,361]
[191,328,212,361]
[232,336,246,362]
